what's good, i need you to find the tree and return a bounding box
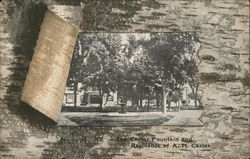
[123,35,159,110]
[182,53,200,107]
[67,34,95,107]
[112,35,152,108]
[170,86,183,110]
[144,33,199,113]
[67,33,123,108]
[67,32,200,113]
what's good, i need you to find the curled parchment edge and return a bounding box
[21,6,81,121]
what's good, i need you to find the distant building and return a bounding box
[63,83,118,107]
[63,82,199,108]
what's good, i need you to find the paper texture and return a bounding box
[21,8,80,121]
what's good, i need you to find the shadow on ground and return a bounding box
[66,114,173,126]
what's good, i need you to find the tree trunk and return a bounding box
[98,87,103,110]
[156,92,160,108]
[194,83,198,107]
[178,100,180,111]
[73,81,78,107]
[187,80,198,107]
[147,94,150,112]
[162,80,167,114]
[132,98,135,107]
[139,96,143,107]
[167,92,171,111]
[132,96,138,107]
[136,98,139,107]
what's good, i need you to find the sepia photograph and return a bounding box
[58,32,203,126]
[2,1,249,158]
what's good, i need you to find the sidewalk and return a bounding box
[162,110,203,126]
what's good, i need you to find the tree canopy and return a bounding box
[67,32,200,110]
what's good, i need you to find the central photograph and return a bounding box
[58,32,203,126]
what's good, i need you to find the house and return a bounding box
[63,83,118,107]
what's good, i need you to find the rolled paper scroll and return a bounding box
[21,6,82,121]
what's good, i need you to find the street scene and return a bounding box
[58,32,203,126]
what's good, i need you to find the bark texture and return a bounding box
[0,0,249,159]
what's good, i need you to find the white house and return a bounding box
[63,83,118,107]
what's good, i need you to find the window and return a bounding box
[66,94,74,103]
[66,86,74,91]
[107,95,114,101]
[90,95,101,104]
